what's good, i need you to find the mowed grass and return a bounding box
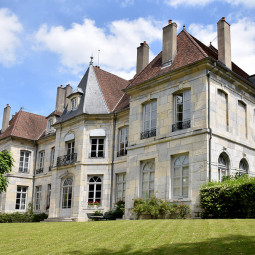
[1,220,255,255]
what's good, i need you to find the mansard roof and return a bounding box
[0,110,47,141]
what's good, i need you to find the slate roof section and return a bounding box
[0,110,47,141]
[47,110,62,118]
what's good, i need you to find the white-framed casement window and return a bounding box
[141,160,155,198]
[238,100,247,138]
[90,138,104,158]
[19,151,30,173]
[239,158,248,175]
[173,90,191,132]
[66,140,76,162]
[62,178,73,209]
[15,186,28,210]
[48,118,53,130]
[116,173,126,201]
[141,100,157,139]
[218,152,230,181]
[35,186,42,211]
[71,98,77,110]
[88,176,102,205]
[217,89,228,131]
[50,147,55,171]
[117,127,128,157]
[46,184,51,210]
[172,155,189,198]
[38,151,45,170]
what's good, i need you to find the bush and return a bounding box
[0,212,48,223]
[132,196,190,219]
[200,175,255,218]
[113,200,125,218]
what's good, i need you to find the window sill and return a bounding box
[170,198,191,202]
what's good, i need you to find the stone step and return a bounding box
[43,217,75,222]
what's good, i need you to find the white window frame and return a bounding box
[141,160,155,198]
[174,90,191,124]
[239,158,248,175]
[46,184,51,209]
[90,138,104,158]
[35,186,42,211]
[88,176,102,206]
[218,152,230,181]
[15,186,28,210]
[48,119,53,130]
[116,173,126,201]
[50,147,55,168]
[66,141,75,155]
[71,98,77,110]
[142,101,157,132]
[38,151,45,170]
[62,178,73,209]
[118,127,128,156]
[19,150,31,173]
[172,155,189,198]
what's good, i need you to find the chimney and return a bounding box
[136,41,149,75]
[64,84,73,107]
[1,104,11,133]
[162,20,177,67]
[55,85,66,112]
[217,17,232,70]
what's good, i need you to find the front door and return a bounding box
[60,178,73,218]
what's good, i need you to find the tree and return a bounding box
[0,150,14,193]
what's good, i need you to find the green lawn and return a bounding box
[1,219,255,255]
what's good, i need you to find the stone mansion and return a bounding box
[0,18,254,221]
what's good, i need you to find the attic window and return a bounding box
[48,119,53,129]
[71,98,77,110]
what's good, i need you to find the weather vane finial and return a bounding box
[90,56,93,65]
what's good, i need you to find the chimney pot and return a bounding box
[168,20,172,24]
[2,104,11,133]
[6,104,9,107]
[222,17,225,21]
[60,85,63,88]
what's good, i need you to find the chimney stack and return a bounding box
[136,41,149,75]
[55,85,73,112]
[65,84,72,107]
[162,20,177,67]
[217,17,232,70]
[1,104,11,133]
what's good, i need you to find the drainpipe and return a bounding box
[207,62,216,182]
[31,141,38,209]
[110,112,117,210]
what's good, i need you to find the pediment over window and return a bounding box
[89,129,105,137]
[64,133,75,141]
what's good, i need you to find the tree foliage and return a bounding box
[0,150,14,193]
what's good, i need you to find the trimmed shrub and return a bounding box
[0,212,48,223]
[200,175,255,218]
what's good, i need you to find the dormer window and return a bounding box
[71,98,77,110]
[48,119,53,129]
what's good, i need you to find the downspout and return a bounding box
[31,140,38,209]
[110,112,117,210]
[207,62,216,182]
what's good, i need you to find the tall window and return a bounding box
[217,90,228,131]
[19,151,30,173]
[66,141,75,161]
[218,153,230,181]
[88,176,102,205]
[116,173,126,201]
[90,138,104,158]
[239,158,248,174]
[71,98,77,110]
[38,151,45,170]
[46,184,51,209]
[62,178,73,209]
[35,186,42,210]
[15,186,27,210]
[141,161,155,198]
[238,101,247,138]
[50,147,55,171]
[48,119,53,130]
[173,155,189,198]
[118,127,128,157]
[173,90,191,131]
[141,101,157,139]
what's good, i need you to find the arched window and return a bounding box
[173,155,189,198]
[141,161,155,198]
[88,176,102,204]
[218,153,230,181]
[62,178,73,208]
[239,158,249,174]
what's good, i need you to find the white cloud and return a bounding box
[164,0,213,7]
[188,18,255,75]
[225,0,255,8]
[0,8,23,66]
[34,18,162,79]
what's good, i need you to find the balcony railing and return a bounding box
[172,120,191,132]
[89,152,105,158]
[117,149,127,157]
[141,128,156,139]
[36,168,44,174]
[57,153,77,167]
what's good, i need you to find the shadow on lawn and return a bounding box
[65,234,255,255]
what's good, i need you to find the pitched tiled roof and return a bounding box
[47,110,62,118]
[0,110,47,141]
[128,28,251,88]
[114,93,130,112]
[94,67,130,112]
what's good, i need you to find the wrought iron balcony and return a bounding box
[172,120,191,132]
[36,168,44,174]
[141,128,156,139]
[89,152,105,158]
[57,153,77,167]
[117,149,127,157]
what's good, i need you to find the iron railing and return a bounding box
[36,168,44,174]
[57,153,77,167]
[117,149,127,157]
[89,152,105,158]
[172,120,191,132]
[141,128,156,139]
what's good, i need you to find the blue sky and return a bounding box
[0,0,255,124]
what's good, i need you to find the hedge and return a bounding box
[200,175,255,218]
[0,212,48,223]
